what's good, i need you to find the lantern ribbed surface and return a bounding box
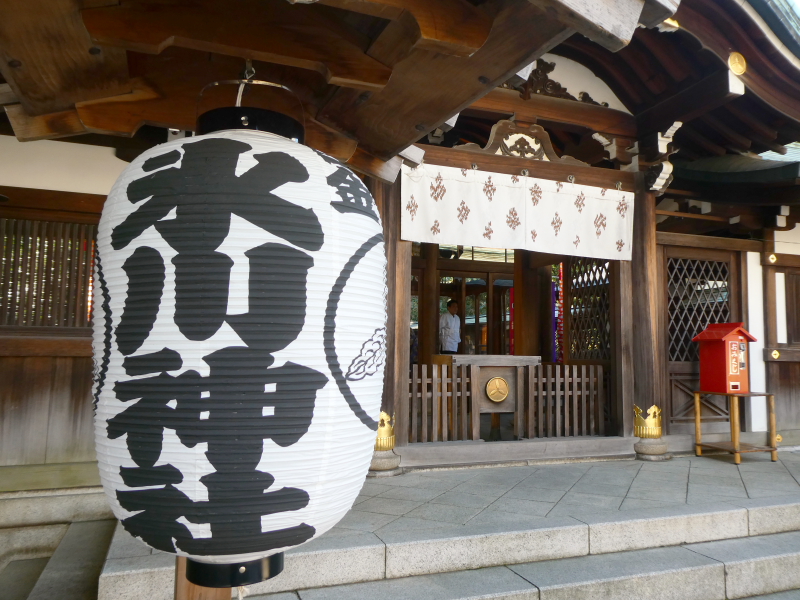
[92,130,387,564]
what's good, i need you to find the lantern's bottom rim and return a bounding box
[186,553,284,588]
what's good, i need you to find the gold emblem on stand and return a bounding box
[634,405,663,438]
[728,52,747,75]
[375,412,396,451]
[486,377,509,403]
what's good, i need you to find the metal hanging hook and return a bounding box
[196,57,307,136]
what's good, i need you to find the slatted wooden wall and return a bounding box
[1,219,95,327]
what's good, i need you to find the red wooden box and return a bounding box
[692,323,757,394]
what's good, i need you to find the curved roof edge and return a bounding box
[747,0,800,59]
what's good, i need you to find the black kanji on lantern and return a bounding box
[103,138,327,555]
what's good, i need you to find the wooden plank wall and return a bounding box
[1,188,102,467]
[0,335,94,466]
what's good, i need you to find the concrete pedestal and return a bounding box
[634,437,672,461]
[367,450,402,477]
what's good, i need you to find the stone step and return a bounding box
[742,592,800,599]
[28,519,116,600]
[99,495,800,600]
[250,532,800,600]
[0,487,113,529]
[0,557,49,600]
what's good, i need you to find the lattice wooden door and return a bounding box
[564,257,612,432]
[566,257,611,362]
[663,247,741,434]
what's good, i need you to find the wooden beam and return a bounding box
[347,148,403,183]
[0,83,18,105]
[0,0,129,115]
[469,88,637,138]
[665,183,800,207]
[527,0,644,52]
[321,0,493,57]
[655,210,729,223]
[0,336,93,357]
[318,0,573,160]
[655,231,763,252]
[636,69,745,136]
[0,185,104,224]
[675,125,727,156]
[82,0,392,90]
[639,0,680,28]
[701,114,751,151]
[724,102,778,141]
[421,144,637,192]
[4,104,87,141]
[69,50,358,161]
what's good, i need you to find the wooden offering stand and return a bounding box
[693,391,778,465]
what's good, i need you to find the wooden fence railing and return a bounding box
[408,364,471,443]
[525,363,605,439]
[407,363,605,443]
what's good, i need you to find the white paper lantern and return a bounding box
[92,129,387,580]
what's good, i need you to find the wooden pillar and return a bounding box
[369,178,411,444]
[370,178,396,415]
[419,243,439,364]
[513,250,541,356]
[538,266,555,363]
[610,260,634,436]
[175,558,228,600]
[630,172,665,424]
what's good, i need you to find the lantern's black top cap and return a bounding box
[197,107,304,143]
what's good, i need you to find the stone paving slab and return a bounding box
[99,451,800,600]
[508,546,724,600]
[573,502,748,554]
[378,516,587,578]
[687,531,800,599]
[294,567,537,600]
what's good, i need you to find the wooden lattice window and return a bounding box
[567,257,611,361]
[667,257,731,362]
[1,218,96,327]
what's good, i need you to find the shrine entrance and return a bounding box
[407,243,617,443]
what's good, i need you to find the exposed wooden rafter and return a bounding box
[319,0,493,57]
[0,0,130,115]
[318,0,573,161]
[469,87,637,138]
[636,69,745,136]
[676,0,800,124]
[82,0,393,90]
[526,0,644,52]
[701,114,751,152]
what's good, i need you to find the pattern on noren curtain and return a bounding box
[400,164,634,261]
